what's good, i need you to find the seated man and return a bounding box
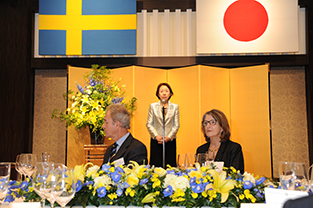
[102,104,148,166]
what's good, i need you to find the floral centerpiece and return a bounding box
[52,65,136,142]
[5,163,278,208]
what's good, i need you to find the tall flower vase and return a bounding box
[89,126,103,145]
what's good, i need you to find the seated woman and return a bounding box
[196,109,244,173]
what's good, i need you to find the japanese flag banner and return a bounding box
[196,0,298,54]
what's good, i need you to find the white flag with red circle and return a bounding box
[196,0,299,54]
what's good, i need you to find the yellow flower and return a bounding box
[191,192,198,198]
[74,164,85,182]
[154,167,167,177]
[126,174,139,188]
[206,169,237,203]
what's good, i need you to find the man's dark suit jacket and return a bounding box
[102,133,148,166]
[283,194,313,208]
[196,139,244,173]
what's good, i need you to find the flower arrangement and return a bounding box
[5,163,278,208]
[52,65,137,139]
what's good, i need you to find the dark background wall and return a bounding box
[1,0,312,164]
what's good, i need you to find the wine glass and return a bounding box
[186,153,196,168]
[293,162,309,191]
[33,162,50,208]
[52,166,76,208]
[42,152,50,162]
[41,163,65,208]
[15,155,25,181]
[20,153,37,178]
[0,162,11,204]
[279,162,295,190]
[177,154,187,169]
[196,153,209,166]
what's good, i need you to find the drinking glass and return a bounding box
[42,152,50,162]
[186,153,196,168]
[41,163,65,208]
[33,162,50,208]
[0,163,11,204]
[279,162,295,190]
[15,155,25,181]
[52,166,76,208]
[20,153,37,178]
[177,154,187,169]
[196,153,211,166]
[293,162,309,191]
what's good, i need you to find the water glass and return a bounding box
[293,162,309,191]
[196,153,209,166]
[42,152,51,162]
[0,163,11,204]
[279,162,295,190]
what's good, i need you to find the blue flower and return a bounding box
[116,188,123,197]
[140,178,148,185]
[163,185,173,197]
[19,181,29,191]
[243,181,254,190]
[83,180,94,187]
[76,180,82,192]
[101,163,111,172]
[97,187,107,198]
[190,182,205,193]
[4,193,14,203]
[76,84,85,94]
[256,191,264,198]
[256,177,266,185]
[111,171,122,183]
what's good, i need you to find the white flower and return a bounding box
[243,172,256,184]
[86,165,100,179]
[163,174,190,192]
[93,175,113,188]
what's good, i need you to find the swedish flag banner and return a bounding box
[39,0,137,55]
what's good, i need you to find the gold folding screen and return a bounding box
[68,64,271,176]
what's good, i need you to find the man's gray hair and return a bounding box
[107,104,131,129]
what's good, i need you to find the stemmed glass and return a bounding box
[52,166,76,208]
[0,162,11,204]
[20,153,37,178]
[177,154,187,169]
[41,163,64,208]
[15,155,25,181]
[33,162,51,208]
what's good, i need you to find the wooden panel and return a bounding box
[84,145,108,166]
[168,66,200,155]
[199,65,230,145]
[230,64,271,176]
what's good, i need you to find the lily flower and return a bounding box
[206,169,237,203]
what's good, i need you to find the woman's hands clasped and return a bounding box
[155,135,171,144]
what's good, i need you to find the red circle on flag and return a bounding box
[223,0,269,42]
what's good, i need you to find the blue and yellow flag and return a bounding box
[39,0,136,55]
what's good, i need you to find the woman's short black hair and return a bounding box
[155,83,174,100]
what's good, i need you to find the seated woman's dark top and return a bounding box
[196,140,244,174]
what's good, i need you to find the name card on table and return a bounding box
[265,187,309,208]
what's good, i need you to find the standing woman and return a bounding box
[146,83,180,167]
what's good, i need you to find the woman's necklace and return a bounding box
[209,146,220,152]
